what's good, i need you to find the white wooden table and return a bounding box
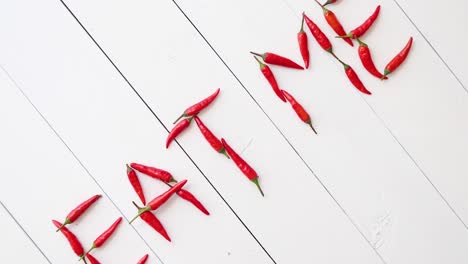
[1,0,467,263]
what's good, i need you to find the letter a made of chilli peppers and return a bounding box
[221,138,264,196]
[137,254,149,264]
[313,0,353,47]
[194,116,229,159]
[282,90,317,134]
[52,220,85,259]
[250,52,304,70]
[164,181,210,215]
[382,37,413,79]
[303,13,332,52]
[130,163,176,183]
[254,56,287,102]
[86,254,101,264]
[297,16,310,69]
[129,179,188,223]
[356,38,387,79]
[167,116,193,149]
[173,88,220,124]
[56,194,102,231]
[82,217,123,259]
[338,5,380,39]
[127,164,146,205]
[132,202,171,242]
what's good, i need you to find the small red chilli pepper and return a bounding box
[343,63,371,95]
[82,217,123,258]
[297,16,310,69]
[281,90,317,134]
[127,164,146,205]
[173,88,220,124]
[382,37,413,79]
[250,52,304,70]
[303,13,332,52]
[254,56,287,102]
[164,181,210,215]
[323,0,337,6]
[194,116,229,159]
[356,38,386,79]
[129,179,188,223]
[166,117,194,148]
[52,220,85,259]
[56,194,102,231]
[314,0,353,47]
[137,254,149,264]
[338,5,380,39]
[130,163,176,183]
[86,254,101,264]
[132,202,171,242]
[221,138,264,196]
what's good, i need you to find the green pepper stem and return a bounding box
[129,203,149,224]
[219,148,230,159]
[79,245,95,262]
[252,178,264,197]
[173,112,186,124]
[308,121,318,135]
[55,218,71,232]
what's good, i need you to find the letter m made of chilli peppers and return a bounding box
[221,138,264,197]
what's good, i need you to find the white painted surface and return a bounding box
[1,0,467,263]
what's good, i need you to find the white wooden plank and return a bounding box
[0,69,159,264]
[61,0,468,263]
[0,0,385,263]
[0,203,50,264]
[396,0,468,89]
[0,2,275,264]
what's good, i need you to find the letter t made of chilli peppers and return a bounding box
[221,138,264,197]
[254,56,287,102]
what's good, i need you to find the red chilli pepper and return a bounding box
[127,164,146,205]
[254,56,287,102]
[130,163,176,183]
[194,116,229,159]
[164,180,210,215]
[314,1,353,47]
[221,138,264,196]
[356,38,386,79]
[86,254,101,264]
[250,52,304,70]
[83,217,123,257]
[173,88,220,124]
[166,116,193,149]
[339,5,380,39]
[282,90,317,134]
[303,13,332,52]
[56,194,102,231]
[52,220,85,258]
[344,63,371,95]
[297,16,310,69]
[382,37,413,79]
[137,254,149,264]
[132,202,171,242]
[129,179,188,223]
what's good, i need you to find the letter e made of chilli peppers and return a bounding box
[221,138,264,196]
